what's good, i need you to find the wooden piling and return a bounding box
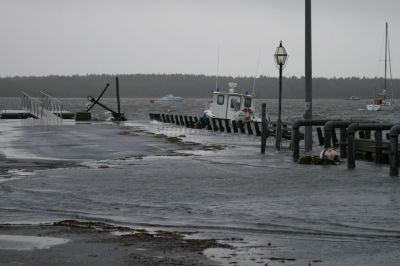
[217,119,225,132]
[179,115,185,126]
[389,135,399,176]
[232,120,238,133]
[254,122,261,136]
[246,122,253,135]
[347,133,356,169]
[211,118,218,131]
[389,125,400,176]
[374,130,383,164]
[115,76,121,118]
[339,128,347,158]
[224,119,231,133]
[184,116,189,127]
[316,127,324,146]
[238,120,245,134]
[188,116,194,128]
[175,115,180,126]
[261,103,267,154]
[332,129,338,148]
[347,123,393,169]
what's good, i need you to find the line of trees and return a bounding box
[0,74,398,99]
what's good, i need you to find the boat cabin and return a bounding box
[207,83,257,120]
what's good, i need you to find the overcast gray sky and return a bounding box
[0,0,399,78]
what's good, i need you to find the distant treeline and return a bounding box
[0,74,398,99]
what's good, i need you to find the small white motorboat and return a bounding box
[153,94,184,103]
[348,96,360,100]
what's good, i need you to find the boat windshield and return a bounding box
[230,98,239,108]
[244,98,252,108]
[217,95,224,105]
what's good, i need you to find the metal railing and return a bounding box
[20,91,61,123]
[40,91,63,119]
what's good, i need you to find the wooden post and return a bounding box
[347,133,356,169]
[324,129,332,148]
[389,135,399,176]
[261,103,267,154]
[316,127,324,146]
[207,118,212,130]
[339,128,347,158]
[188,116,194,128]
[184,116,189,127]
[212,118,218,131]
[217,119,225,132]
[224,119,231,133]
[115,76,121,119]
[292,127,300,160]
[246,122,253,135]
[375,130,383,164]
[254,122,261,136]
[179,115,185,126]
[232,120,238,133]
[331,129,338,148]
[238,120,245,134]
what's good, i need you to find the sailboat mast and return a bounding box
[384,22,388,95]
[388,29,394,103]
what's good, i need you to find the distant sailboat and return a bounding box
[367,22,395,111]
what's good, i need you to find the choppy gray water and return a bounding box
[1,97,400,265]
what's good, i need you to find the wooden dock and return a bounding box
[1,91,75,120]
[0,110,36,119]
[149,112,300,140]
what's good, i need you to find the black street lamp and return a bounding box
[274,41,288,150]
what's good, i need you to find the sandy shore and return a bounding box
[0,220,230,266]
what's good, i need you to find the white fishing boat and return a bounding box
[153,94,184,103]
[203,82,260,122]
[367,22,395,111]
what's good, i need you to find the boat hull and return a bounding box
[366,104,381,111]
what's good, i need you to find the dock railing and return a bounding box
[21,91,61,123]
[40,91,63,119]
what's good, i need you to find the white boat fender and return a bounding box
[320,148,340,163]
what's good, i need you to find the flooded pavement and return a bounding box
[0,110,400,265]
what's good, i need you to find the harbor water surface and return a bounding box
[1,97,400,265]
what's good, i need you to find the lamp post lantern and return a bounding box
[274,41,288,151]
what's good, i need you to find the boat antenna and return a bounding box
[252,48,262,96]
[384,21,388,100]
[387,24,394,104]
[216,45,220,91]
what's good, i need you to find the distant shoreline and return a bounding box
[0,74,398,99]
